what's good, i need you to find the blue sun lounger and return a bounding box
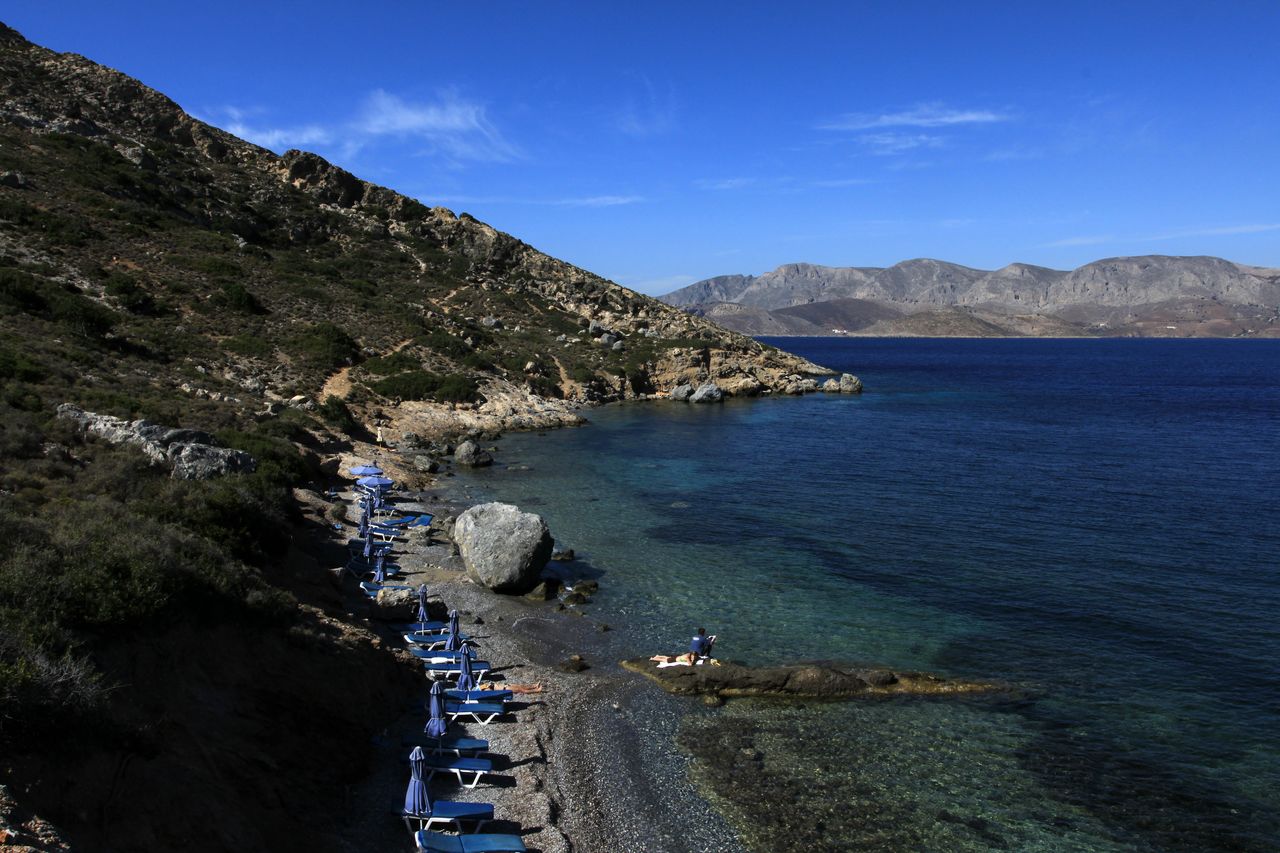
[446,689,512,703]
[424,660,491,679]
[445,700,506,725]
[378,513,434,528]
[404,633,472,650]
[360,581,414,597]
[423,756,494,789]
[415,831,526,853]
[408,648,469,661]
[402,620,450,634]
[401,735,490,757]
[401,799,494,833]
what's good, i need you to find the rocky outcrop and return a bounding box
[453,439,493,468]
[55,404,255,479]
[454,502,553,594]
[669,384,694,401]
[621,658,1000,700]
[840,373,862,393]
[688,383,724,404]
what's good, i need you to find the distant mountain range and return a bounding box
[660,256,1280,337]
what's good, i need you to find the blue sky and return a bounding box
[9,2,1280,294]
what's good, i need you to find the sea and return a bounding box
[457,337,1280,852]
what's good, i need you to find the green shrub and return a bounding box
[318,395,358,433]
[214,281,265,314]
[286,322,359,370]
[369,370,442,400]
[104,273,157,315]
[368,370,479,403]
[363,351,419,375]
[224,333,272,358]
[434,374,480,403]
[47,289,117,339]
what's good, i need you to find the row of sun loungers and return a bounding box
[337,467,531,852]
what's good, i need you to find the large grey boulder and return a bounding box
[55,404,255,479]
[689,382,724,404]
[454,502,553,594]
[670,384,694,402]
[821,378,840,392]
[453,439,493,467]
[839,373,864,393]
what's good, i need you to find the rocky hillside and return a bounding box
[0,21,825,437]
[665,257,1280,337]
[0,21,833,851]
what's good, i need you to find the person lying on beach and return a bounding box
[477,681,544,694]
[649,651,700,665]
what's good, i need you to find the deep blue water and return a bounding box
[460,338,1280,851]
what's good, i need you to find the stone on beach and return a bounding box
[453,439,493,467]
[689,382,724,403]
[455,502,554,594]
[669,383,694,401]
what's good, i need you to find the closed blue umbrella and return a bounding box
[351,464,383,477]
[404,746,431,816]
[373,552,386,584]
[425,681,448,737]
[416,584,429,625]
[456,645,476,692]
[443,609,462,652]
[358,502,370,539]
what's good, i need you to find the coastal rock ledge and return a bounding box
[620,658,1000,700]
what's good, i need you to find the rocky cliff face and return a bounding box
[663,256,1280,337]
[0,21,827,447]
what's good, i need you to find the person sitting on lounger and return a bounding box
[690,627,716,659]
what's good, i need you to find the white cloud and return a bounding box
[356,89,518,162]
[695,177,756,190]
[1041,234,1116,247]
[225,121,332,150]
[1148,223,1280,240]
[811,177,872,188]
[431,194,643,208]
[859,132,945,155]
[554,195,644,207]
[820,103,1009,131]
[615,74,677,136]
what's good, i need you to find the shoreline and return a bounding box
[316,462,747,853]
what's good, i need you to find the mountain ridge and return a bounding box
[663,256,1280,337]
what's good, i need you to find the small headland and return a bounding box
[621,658,1002,701]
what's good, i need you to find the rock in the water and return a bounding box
[670,384,694,402]
[839,373,864,393]
[413,455,439,474]
[523,579,560,602]
[453,439,493,468]
[55,403,255,479]
[558,654,589,672]
[821,378,840,392]
[454,502,553,594]
[689,382,724,404]
[550,547,575,562]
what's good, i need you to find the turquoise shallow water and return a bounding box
[459,338,1280,851]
